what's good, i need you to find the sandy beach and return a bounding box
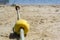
[0,5,60,40]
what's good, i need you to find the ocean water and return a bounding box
[9,0,60,5]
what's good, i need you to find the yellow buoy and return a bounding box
[13,19,29,35]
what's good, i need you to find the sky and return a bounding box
[9,0,60,5]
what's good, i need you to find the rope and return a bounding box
[17,10,21,20]
[15,6,25,40]
[20,29,24,40]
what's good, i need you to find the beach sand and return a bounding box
[0,5,60,40]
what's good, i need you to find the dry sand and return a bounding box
[0,5,60,40]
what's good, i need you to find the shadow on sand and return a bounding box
[9,33,20,40]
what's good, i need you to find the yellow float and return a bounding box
[13,19,29,36]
